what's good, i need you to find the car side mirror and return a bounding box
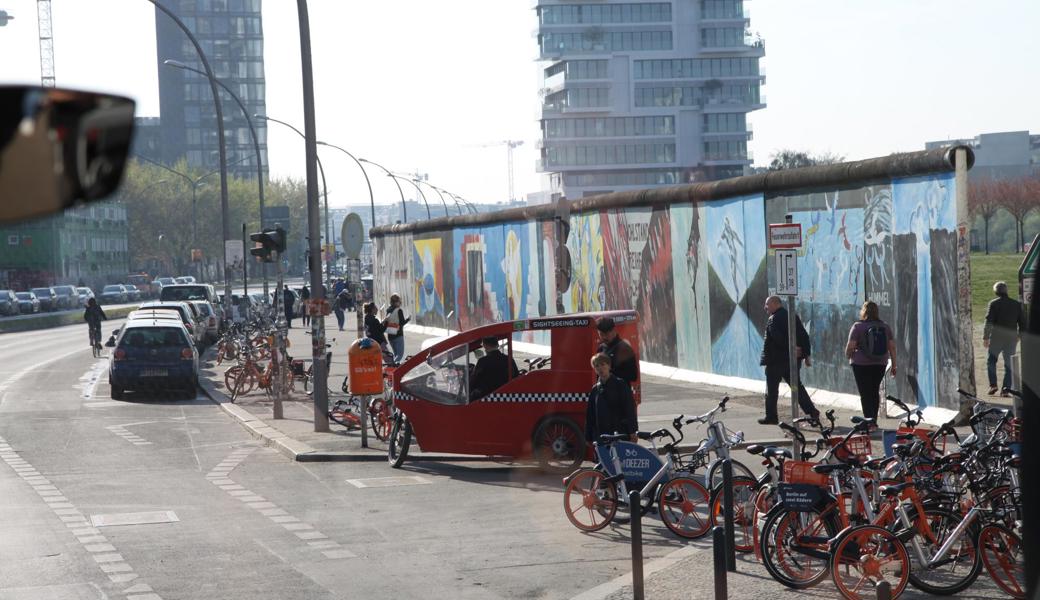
[0,86,135,224]
[104,337,116,348]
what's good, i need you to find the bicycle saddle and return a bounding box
[863,456,896,470]
[879,481,914,497]
[598,433,630,444]
[812,463,854,475]
[763,447,793,460]
[746,444,765,455]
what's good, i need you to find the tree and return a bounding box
[767,149,845,171]
[999,177,1039,253]
[968,178,1003,254]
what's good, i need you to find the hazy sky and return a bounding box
[0,0,1036,209]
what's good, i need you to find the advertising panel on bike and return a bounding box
[775,482,827,511]
[595,442,659,485]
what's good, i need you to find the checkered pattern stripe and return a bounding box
[483,392,587,403]
[393,391,416,402]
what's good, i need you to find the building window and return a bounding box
[703,113,747,133]
[565,60,608,80]
[546,142,675,167]
[703,140,747,160]
[544,116,675,138]
[701,0,744,19]
[701,27,748,48]
[634,57,759,79]
[540,30,673,55]
[634,82,759,107]
[540,3,671,25]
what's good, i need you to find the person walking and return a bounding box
[385,293,410,364]
[363,302,389,356]
[334,288,350,331]
[759,295,819,424]
[300,285,311,327]
[845,300,897,420]
[983,281,1026,396]
[596,317,638,384]
[283,287,295,329]
[585,353,638,444]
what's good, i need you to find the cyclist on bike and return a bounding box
[83,297,107,348]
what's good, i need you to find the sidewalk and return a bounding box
[197,322,946,464]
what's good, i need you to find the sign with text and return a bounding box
[768,223,803,249]
[262,206,291,232]
[775,249,798,296]
[1023,276,1034,306]
[224,240,243,272]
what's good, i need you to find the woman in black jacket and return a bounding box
[363,302,388,351]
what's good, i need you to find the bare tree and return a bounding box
[1000,177,1040,253]
[968,178,1003,254]
[767,149,845,171]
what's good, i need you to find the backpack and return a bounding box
[337,292,350,310]
[863,322,888,357]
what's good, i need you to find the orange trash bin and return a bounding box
[348,337,383,395]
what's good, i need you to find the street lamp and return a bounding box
[316,141,375,236]
[145,0,231,319]
[422,182,458,216]
[391,173,431,220]
[164,58,269,298]
[358,158,407,224]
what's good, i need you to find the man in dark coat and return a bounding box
[984,281,1026,395]
[283,287,295,329]
[585,353,638,443]
[470,337,519,400]
[596,317,637,385]
[759,295,819,424]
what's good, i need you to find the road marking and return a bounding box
[76,360,109,400]
[0,346,95,406]
[90,511,180,527]
[106,423,154,446]
[85,401,126,408]
[345,475,432,489]
[0,435,162,599]
[207,446,356,561]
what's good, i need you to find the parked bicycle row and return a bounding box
[562,392,1023,600]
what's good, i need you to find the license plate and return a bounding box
[139,369,168,377]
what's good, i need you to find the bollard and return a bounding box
[876,580,891,600]
[722,459,736,572]
[630,490,644,600]
[712,526,728,600]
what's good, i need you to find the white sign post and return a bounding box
[769,218,804,443]
[225,240,244,276]
[775,250,798,296]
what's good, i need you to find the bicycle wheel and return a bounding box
[760,503,840,589]
[902,506,981,595]
[656,476,711,539]
[368,398,393,442]
[830,525,910,600]
[706,458,756,492]
[563,468,618,532]
[224,366,256,397]
[708,475,757,552]
[977,523,1025,599]
[388,415,412,468]
[328,400,360,428]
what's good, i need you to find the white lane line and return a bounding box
[106,423,155,446]
[76,360,109,400]
[206,446,355,561]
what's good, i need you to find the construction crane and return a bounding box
[37,0,55,86]
[479,140,524,202]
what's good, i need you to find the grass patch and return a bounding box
[970,253,1026,322]
[0,305,139,334]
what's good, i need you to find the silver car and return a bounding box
[189,300,219,344]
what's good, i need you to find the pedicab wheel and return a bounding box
[388,415,412,468]
[533,417,584,473]
[708,475,757,552]
[656,476,711,539]
[830,525,909,600]
[563,468,617,532]
[977,524,1025,599]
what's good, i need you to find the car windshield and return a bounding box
[54,286,74,295]
[15,293,30,300]
[162,287,207,301]
[120,327,187,347]
[102,286,122,292]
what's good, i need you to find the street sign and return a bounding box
[341,213,365,260]
[1019,233,1039,306]
[224,240,244,272]
[262,206,291,232]
[347,259,361,284]
[191,248,202,262]
[1023,277,1034,305]
[775,249,798,296]
[768,223,803,249]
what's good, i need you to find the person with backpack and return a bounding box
[334,288,350,331]
[384,293,410,364]
[845,300,897,420]
[759,295,819,425]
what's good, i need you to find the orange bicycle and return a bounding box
[224,351,288,401]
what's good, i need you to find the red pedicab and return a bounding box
[385,310,640,471]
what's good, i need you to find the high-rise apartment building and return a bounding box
[535,0,764,199]
[154,0,268,179]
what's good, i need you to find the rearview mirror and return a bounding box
[0,86,135,224]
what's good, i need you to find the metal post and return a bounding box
[722,459,736,572]
[712,527,728,600]
[785,214,802,459]
[272,252,284,420]
[241,223,248,296]
[876,580,892,600]
[629,490,644,600]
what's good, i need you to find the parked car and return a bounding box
[0,290,19,316]
[189,301,219,344]
[108,318,199,399]
[15,292,40,314]
[31,287,58,311]
[137,301,205,347]
[151,277,177,294]
[126,274,153,299]
[52,285,78,310]
[76,287,95,307]
[123,284,143,302]
[99,284,129,304]
[175,276,196,284]
[160,284,222,332]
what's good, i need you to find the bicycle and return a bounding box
[88,323,102,357]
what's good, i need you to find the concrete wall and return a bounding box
[372,147,974,409]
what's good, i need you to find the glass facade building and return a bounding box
[536,0,764,198]
[154,0,268,179]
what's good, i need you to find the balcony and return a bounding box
[699,38,765,56]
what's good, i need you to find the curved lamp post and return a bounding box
[164,58,269,298]
[145,0,231,316]
[426,183,462,216]
[317,141,375,235]
[359,158,407,223]
[417,181,450,216]
[391,173,431,220]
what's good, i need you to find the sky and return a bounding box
[0,0,1037,210]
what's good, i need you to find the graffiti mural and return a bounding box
[564,213,605,314]
[412,234,453,328]
[634,207,676,365]
[671,203,712,372]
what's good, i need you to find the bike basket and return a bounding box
[783,460,829,487]
[775,482,825,511]
[290,359,306,377]
[827,434,873,461]
[883,427,945,457]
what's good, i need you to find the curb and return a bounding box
[0,305,140,334]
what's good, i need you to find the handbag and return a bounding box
[385,308,401,336]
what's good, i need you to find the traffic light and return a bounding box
[249,227,286,263]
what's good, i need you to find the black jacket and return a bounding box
[760,306,811,367]
[470,350,519,400]
[83,304,107,326]
[365,314,387,345]
[585,374,638,443]
[984,295,1025,349]
[598,336,638,383]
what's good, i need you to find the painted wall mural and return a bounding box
[374,171,967,409]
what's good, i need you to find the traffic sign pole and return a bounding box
[772,217,803,456]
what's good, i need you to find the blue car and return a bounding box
[108,319,199,399]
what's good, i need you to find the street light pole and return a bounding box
[392,173,431,220]
[418,180,450,216]
[317,141,376,237]
[359,159,406,223]
[146,0,231,320]
[164,59,269,298]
